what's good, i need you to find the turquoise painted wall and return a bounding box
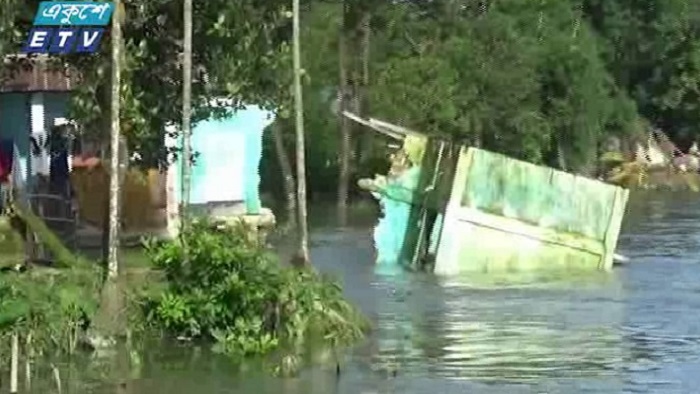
[0,93,29,181]
[174,105,274,214]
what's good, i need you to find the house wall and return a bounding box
[434,147,629,275]
[168,104,274,214]
[0,93,30,181]
[0,91,71,184]
[44,92,69,130]
[164,104,274,238]
[71,165,165,230]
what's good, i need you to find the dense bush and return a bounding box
[142,220,368,358]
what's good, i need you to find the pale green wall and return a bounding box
[434,147,629,275]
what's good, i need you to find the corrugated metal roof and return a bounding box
[1,56,77,93]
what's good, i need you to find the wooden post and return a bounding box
[51,363,62,394]
[337,11,351,225]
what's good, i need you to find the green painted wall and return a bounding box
[460,149,616,240]
[434,147,629,275]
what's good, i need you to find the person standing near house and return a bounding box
[30,127,50,195]
[48,124,71,197]
[0,139,14,212]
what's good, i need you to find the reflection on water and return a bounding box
[362,268,628,386]
[5,193,700,393]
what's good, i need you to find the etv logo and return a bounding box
[22,1,114,54]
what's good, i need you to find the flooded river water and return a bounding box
[7,192,700,393]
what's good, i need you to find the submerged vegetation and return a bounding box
[140,220,368,358]
[0,267,99,356]
[0,205,102,359]
[0,218,368,378]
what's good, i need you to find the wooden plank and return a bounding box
[342,111,404,140]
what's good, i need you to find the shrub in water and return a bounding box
[142,220,368,358]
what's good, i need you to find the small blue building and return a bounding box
[0,59,74,189]
[165,100,276,236]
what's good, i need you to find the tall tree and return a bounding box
[107,0,123,279]
[181,0,193,247]
[337,0,373,224]
[337,10,352,224]
[271,121,297,226]
[293,0,310,265]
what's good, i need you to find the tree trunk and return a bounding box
[557,140,567,171]
[337,7,352,226]
[182,0,193,215]
[271,121,297,225]
[181,0,193,263]
[292,0,310,266]
[357,10,373,166]
[107,0,122,279]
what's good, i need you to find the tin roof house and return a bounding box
[0,56,75,190]
[1,58,276,245]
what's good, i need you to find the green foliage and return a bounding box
[584,0,700,146]
[0,206,101,356]
[141,220,368,358]
[8,0,301,168]
[6,0,700,195]
[0,267,100,355]
[367,0,637,172]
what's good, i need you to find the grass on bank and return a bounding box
[0,217,369,375]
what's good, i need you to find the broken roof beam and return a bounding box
[342,111,427,141]
[367,117,425,138]
[342,111,403,140]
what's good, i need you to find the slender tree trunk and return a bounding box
[357,10,372,165]
[10,332,18,393]
[181,0,193,258]
[271,121,297,225]
[338,2,372,224]
[337,11,352,225]
[293,0,310,265]
[107,0,122,279]
[557,141,567,171]
[361,11,370,89]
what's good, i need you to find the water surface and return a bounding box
[6,192,700,393]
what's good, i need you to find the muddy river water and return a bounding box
[6,192,700,393]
